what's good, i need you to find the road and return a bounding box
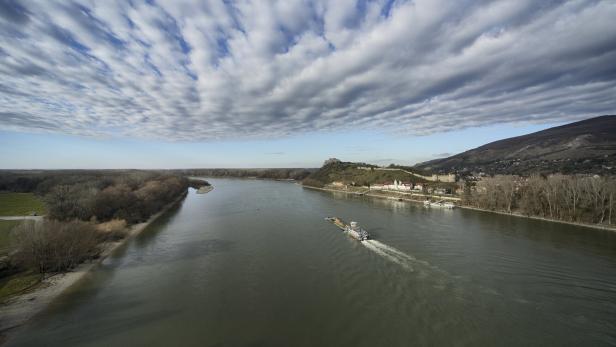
[0,216,44,221]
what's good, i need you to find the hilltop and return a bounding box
[302,159,436,188]
[415,115,616,175]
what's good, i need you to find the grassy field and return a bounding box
[0,193,46,216]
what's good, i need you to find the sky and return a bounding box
[1,0,615,169]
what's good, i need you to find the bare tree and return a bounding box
[12,220,100,273]
[494,175,517,213]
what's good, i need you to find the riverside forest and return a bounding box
[0,171,206,299]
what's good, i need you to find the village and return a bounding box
[328,179,458,198]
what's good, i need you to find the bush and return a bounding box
[301,178,325,188]
[12,220,100,273]
[95,219,128,242]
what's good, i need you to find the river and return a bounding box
[7,178,616,346]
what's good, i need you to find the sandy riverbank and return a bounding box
[0,191,189,344]
[303,185,616,232]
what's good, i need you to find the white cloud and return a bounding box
[0,0,615,140]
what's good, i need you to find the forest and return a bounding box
[1,170,190,223]
[0,171,192,285]
[464,175,616,226]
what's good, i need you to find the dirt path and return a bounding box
[0,216,43,221]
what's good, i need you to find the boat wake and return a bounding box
[362,240,418,271]
[362,240,505,300]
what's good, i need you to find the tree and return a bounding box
[323,158,341,167]
[12,220,99,273]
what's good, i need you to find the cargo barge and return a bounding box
[325,217,370,241]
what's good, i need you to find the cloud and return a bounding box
[433,153,452,158]
[0,0,615,141]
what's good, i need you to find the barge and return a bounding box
[325,217,370,241]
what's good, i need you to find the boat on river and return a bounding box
[423,200,455,209]
[325,217,370,241]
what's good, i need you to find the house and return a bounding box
[396,180,413,191]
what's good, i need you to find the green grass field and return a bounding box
[0,193,46,216]
[0,220,21,255]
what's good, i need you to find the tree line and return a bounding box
[45,174,188,223]
[464,174,616,225]
[173,168,314,181]
[1,171,191,279]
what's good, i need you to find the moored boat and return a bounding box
[424,200,455,209]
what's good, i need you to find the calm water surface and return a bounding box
[8,178,616,346]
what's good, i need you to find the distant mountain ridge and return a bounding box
[414,115,616,175]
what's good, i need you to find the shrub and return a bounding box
[95,219,128,242]
[12,220,99,273]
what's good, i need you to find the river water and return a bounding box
[7,178,616,346]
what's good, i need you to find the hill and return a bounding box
[415,115,616,175]
[302,159,432,187]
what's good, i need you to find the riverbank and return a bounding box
[303,185,616,232]
[302,185,456,204]
[0,190,189,344]
[458,205,616,232]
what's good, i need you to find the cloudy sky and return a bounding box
[1,0,615,168]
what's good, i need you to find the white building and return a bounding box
[371,180,412,191]
[370,183,386,190]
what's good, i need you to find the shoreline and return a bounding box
[0,190,189,344]
[456,205,616,232]
[303,185,616,232]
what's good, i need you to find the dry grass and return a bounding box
[95,219,126,232]
[95,219,128,241]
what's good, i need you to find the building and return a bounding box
[370,183,386,190]
[370,180,413,191]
